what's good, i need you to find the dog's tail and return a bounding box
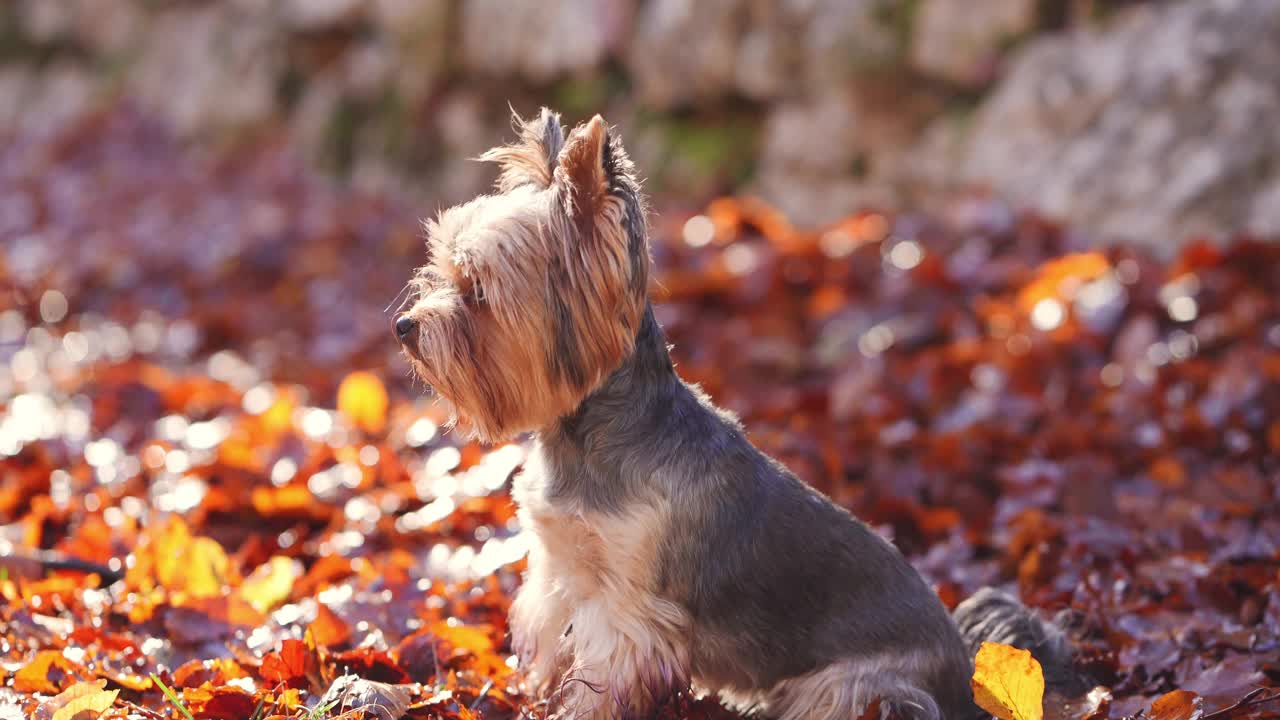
[951,587,1093,696]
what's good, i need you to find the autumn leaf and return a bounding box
[337,370,389,434]
[238,556,301,613]
[48,680,120,720]
[1017,252,1111,311]
[307,603,352,648]
[261,639,315,689]
[133,516,230,598]
[179,537,232,598]
[14,650,83,694]
[972,642,1045,720]
[1150,690,1204,720]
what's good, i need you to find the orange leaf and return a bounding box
[261,639,314,689]
[1150,690,1204,720]
[14,650,83,694]
[971,642,1044,720]
[308,603,352,648]
[337,370,389,434]
[429,620,495,654]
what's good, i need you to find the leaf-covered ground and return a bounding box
[1,108,1278,719]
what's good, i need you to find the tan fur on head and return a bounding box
[399,109,649,442]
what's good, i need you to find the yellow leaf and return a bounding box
[239,556,302,613]
[45,680,120,720]
[260,385,297,437]
[972,642,1045,720]
[176,536,230,598]
[337,371,389,434]
[135,517,231,599]
[151,515,193,590]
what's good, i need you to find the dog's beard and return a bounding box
[402,352,478,438]
[401,352,437,398]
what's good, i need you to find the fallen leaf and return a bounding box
[238,556,301,614]
[1150,690,1203,720]
[314,675,411,720]
[14,651,84,694]
[49,680,120,720]
[307,602,352,648]
[261,639,314,689]
[972,642,1045,720]
[337,371,389,434]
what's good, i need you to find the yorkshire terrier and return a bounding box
[396,109,1085,720]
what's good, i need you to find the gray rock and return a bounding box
[911,0,1036,87]
[760,92,862,175]
[627,0,741,107]
[959,0,1280,249]
[126,4,279,135]
[279,0,365,30]
[461,0,634,82]
[627,0,898,107]
[0,63,95,138]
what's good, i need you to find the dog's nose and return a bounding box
[395,315,417,339]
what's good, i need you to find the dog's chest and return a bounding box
[513,450,668,596]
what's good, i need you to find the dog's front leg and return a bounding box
[511,544,575,694]
[552,595,687,720]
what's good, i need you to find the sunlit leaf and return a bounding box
[307,603,351,648]
[261,639,313,689]
[13,651,82,694]
[972,642,1044,720]
[337,370,389,434]
[176,537,231,599]
[1150,690,1204,720]
[238,556,301,614]
[49,680,119,720]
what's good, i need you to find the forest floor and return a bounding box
[0,108,1278,719]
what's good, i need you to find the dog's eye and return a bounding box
[470,279,485,304]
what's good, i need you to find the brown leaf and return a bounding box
[1150,690,1204,720]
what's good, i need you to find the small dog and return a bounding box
[396,109,1083,720]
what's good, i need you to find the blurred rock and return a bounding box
[959,0,1280,248]
[911,0,1036,87]
[794,0,900,91]
[0,63,95,138]
[280,0,364,31]
[628,0,900,107]
[2,0,1276,251]
[761,92,861,176]
[462,0,633,82]
[754,78,940,224]
[127,4,279,135]
[627,0,741,107]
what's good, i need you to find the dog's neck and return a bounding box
[541,302,679,452]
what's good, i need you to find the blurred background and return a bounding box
[7,0,1279,246]
[1,2,1279,717]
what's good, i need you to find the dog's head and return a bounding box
[395,108,650,442]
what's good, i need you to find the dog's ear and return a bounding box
[555,115,615,227]
[554,114,648,295]
[480,107,565,191]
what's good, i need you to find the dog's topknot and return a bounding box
[480,107,566,192]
